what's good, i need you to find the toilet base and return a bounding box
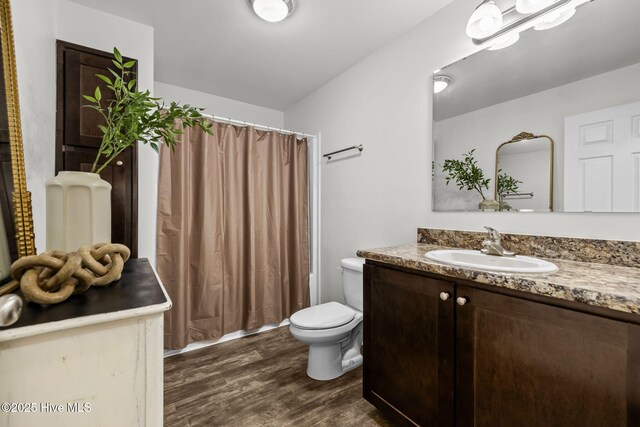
[307,342,344,380]
[289,309,364,381]
[306,342,363,381]
[305,320,363,381]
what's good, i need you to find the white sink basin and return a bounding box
[425,249,558,274]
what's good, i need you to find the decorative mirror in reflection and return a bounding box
[495,132,553,212]
[432,0,640,213]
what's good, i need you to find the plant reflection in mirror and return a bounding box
[442,149,491,201]
[497,170,522,211]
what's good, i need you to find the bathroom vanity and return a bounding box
[358,233,640,427]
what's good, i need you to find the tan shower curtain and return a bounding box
[157,120,310,349]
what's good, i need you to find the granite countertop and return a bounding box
[357,243,640,316]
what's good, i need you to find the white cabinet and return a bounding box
[0,259,171,427]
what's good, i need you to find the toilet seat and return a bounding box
[290,302,357,330]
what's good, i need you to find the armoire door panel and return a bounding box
[64,50,116,149]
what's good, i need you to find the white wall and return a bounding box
[285,0,640,303]
[13,0,156,258]
[57,0,157,261]
[155,82,284,128]
[434,62,640,211]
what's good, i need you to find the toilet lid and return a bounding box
[290,302,357,330]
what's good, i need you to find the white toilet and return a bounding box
[289,257,365,381]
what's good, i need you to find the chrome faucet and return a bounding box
[481,226,515,257]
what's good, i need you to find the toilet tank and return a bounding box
[341,258,365,311]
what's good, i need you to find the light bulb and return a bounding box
[252,0,289,23]
[433,76,452,94]
[534,7,576,30]
[516,0,557,14]
[478,16,495,31]
[466,1,503,39]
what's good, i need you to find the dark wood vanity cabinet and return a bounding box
[456,284,640,427]
[363,263,640,427]
[363,264,455,426]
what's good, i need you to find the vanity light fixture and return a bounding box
[467,0,589,50]
[466,1,503,39]
[515,0,557,14]
[249,0,294,23]
[533,7,576,30]
[487,32,520,50]
[433,75,452,94]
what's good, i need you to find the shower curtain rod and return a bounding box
[199,112,316,139]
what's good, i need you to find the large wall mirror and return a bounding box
[432,0,640,213]
[0,0,36,292]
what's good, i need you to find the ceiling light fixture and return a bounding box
[249,0,294,23]
[433,75,452,94]
[466,0,590,50]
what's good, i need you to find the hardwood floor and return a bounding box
[164,326,392,427]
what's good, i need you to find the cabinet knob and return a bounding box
[439,292,450,301]
[116,160,124,166]
[456,297,468,306]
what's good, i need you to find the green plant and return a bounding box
[442,149,490,200]
[496,170,522,201]
[83,47,212,174]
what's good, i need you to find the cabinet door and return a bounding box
[456,285,640,427]
[364,264,454,426]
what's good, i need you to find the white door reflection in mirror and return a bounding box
[564,101,640,212]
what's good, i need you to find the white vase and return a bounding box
[46,171,112,251]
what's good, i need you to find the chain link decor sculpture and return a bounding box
[8,243,130,305]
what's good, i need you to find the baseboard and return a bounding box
[163,319,290,358]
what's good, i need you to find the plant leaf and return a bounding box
[95,74,112,85]
[113,47,123,63]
